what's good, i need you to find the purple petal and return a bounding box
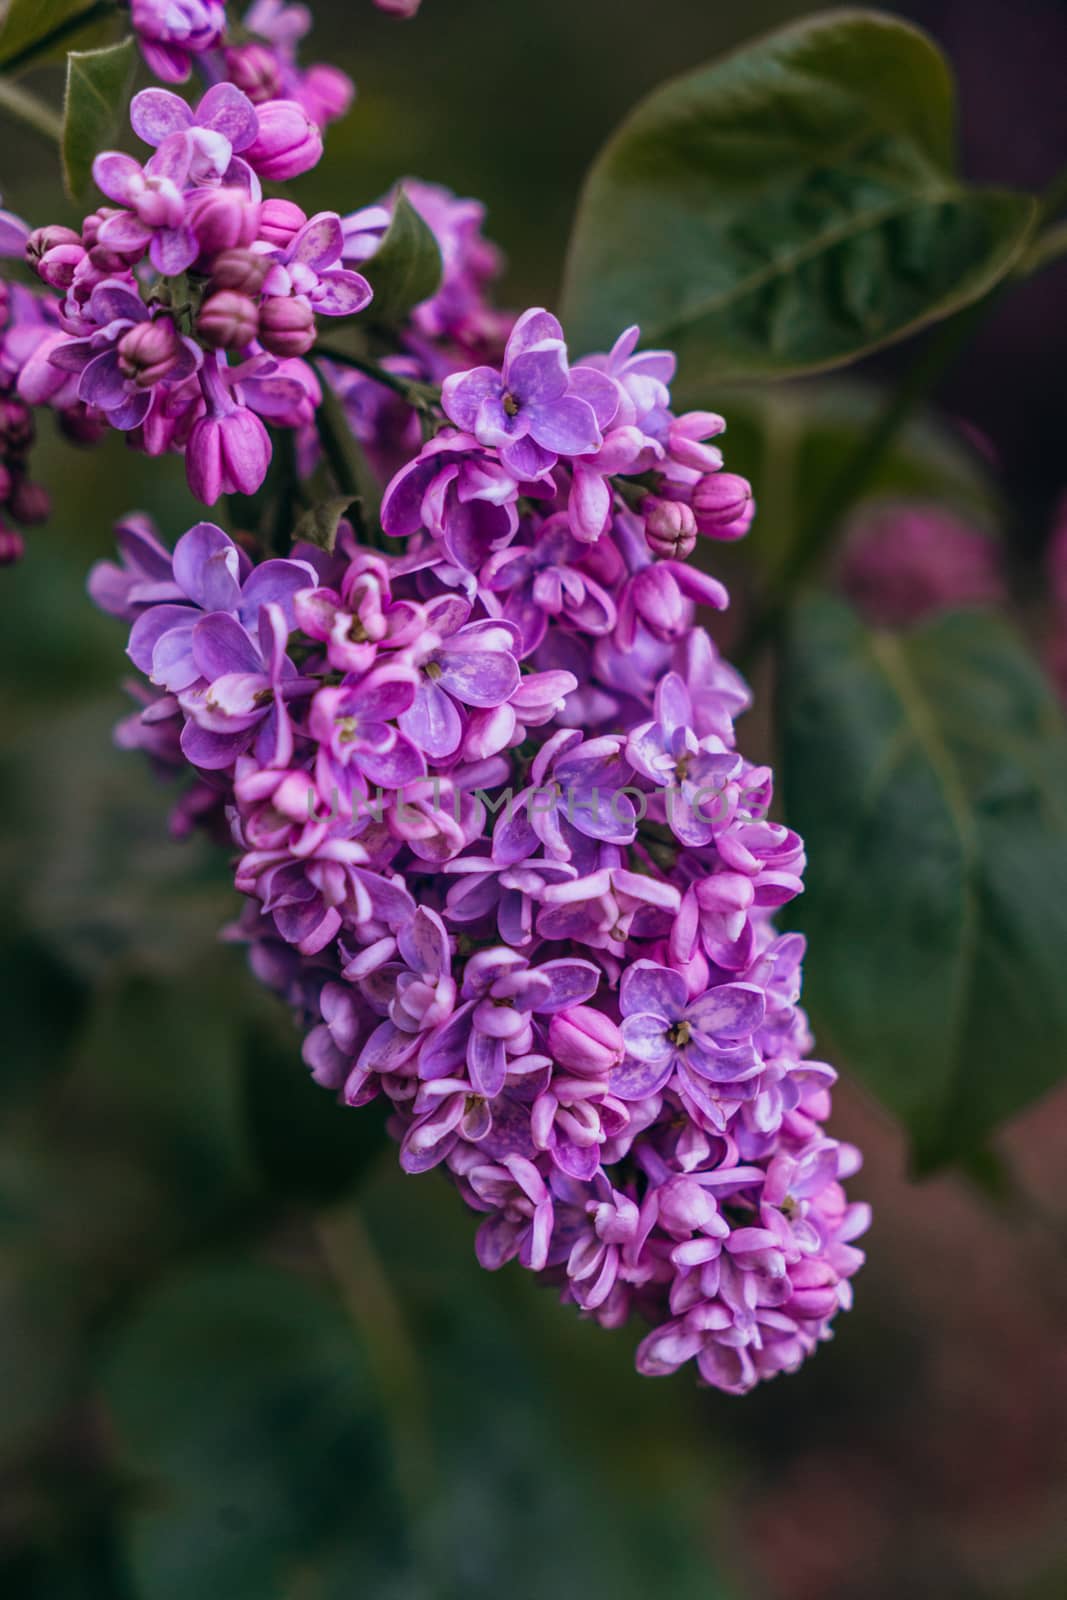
[399,679,462,759]
[108,389,153,430]
[144,132,192,187]
[397,906,450,978]
[688,983,766,1042]
[619,1013,672,1064]
[196,82,259,150]
[173,522,243,611]
[179,720,249,770]
[191,611,263,680]
[358,732,425,790]
[311,269,372,316]
[534,958,600,1013]
[97,211,152,252]
[440,366,502,432]
[91,151,143,205]
[610,1053,673,1102]
[88,279,146,325]
[568,365,622,429]
[289,211,343,270]
[150,226,198,276]
[528,394,601,457]
[468,1030,506,1098]
[127,603,194,675]
[78,349,127,408]
[435,648,519,709]
[620,960,685,1021]
[130,88,194,147]
[507,343,568,407]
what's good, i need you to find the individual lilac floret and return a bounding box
[441,308,619,480]
[47,281,201,431]
[131,0,226,83]
[616,961,765,1114]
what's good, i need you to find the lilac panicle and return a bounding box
[93,292,866,1394]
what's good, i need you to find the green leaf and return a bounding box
[780,598,1067,1167]
[561,11,1037,381]
[100,1262,406,1600]
[292,494,356,555]
[362,188,443,326]
[0,0,114,73]
[62,37,137,200]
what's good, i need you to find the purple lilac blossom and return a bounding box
[93,297,865,1394]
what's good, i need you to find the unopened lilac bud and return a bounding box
[210,247,268,295]
[81,208,117,249]
[258,294,316,358]
[197,290,259,350]
[245,101,323,182]
[0,396,34,453]
[258,198,308,249]
[187,187,261,260]
[58,403,108,447]
[186,406,271,504]
[223,42,283,104]
[643,496,697,560]
[26,225,85,289]
[298,65,355,127]
[630,564,687,639]
[9,478,49,525]
[669,411,726,473]
[117,318,183,388]
[0,525,25,565]
[782,1259,839,1322]
[548,1006,624,1077]
[692,472,754,541]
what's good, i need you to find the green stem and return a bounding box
[738,292,999,666]
[314,1206,435,1516]
[314,342,440,411]
[0,75,62,144]
[0,0,117,76]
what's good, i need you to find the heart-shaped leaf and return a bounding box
[780,597,1067,1167]
[561,11,1036,379]
[63,37,137,200]
[362,188,443,326]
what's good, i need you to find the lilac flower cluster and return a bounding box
[130,1,355,124]
[0,204,105,565]
[20,83,370,505]
[94,304,867,1393]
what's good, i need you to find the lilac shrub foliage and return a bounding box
[9,0,868,1392]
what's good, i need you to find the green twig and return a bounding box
[0,75,63,144]
[314,342,440,413]
[0,0,117,75]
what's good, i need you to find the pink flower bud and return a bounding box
[117,318,183,388]
[245,100,323,182]
[0,525,25,565]
[25,225,84,289]
[197,290,259,350]
[782,1259,839,1322]
[548,1006,624,1077]
[223,42,283,104]
[692,472,754,540]
[187,187,261,260]
[59,403,108,447]
[210,247,268,295]
[259,294,316,358]
[258,198,307,249]
[9,478,50,525]
[297,65,355,127]
[630,564,688,640]
[186,405,271,504]
[0,397,34,453]
[643,496,697,560]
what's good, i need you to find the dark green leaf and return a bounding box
[62,37,137,200]
[561,11,1036,380]
[0,0,114,72]
[101,1261,406,1600]
[292,494,356,555]
[362,189,443,326]
[780,598,1067,1167]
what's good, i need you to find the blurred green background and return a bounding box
[3,2,1067,1596]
